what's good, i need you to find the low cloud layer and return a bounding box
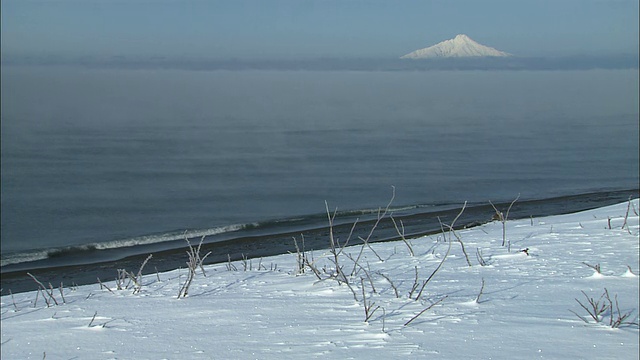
[3,54,638,71]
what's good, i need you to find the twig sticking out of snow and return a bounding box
[404,296,448,326]
[570,288,639,328]
[413,202,467,301]
[9,289,19,311]
[361,278,380,322]
[489,194,520,247]
[476,248,489,266]
[378,272,400,298]
[26,273,58,307]
[582,262,601,274]
[475,278,486,304]
[177,236,211,298]
[621,197,637,234]
[88,311,98,327]
[350,187,396,274]
[391,215,414,257]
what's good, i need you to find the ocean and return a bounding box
[1,66,638,291]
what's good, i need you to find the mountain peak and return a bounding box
[401,34,511,59]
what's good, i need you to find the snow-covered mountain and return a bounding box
[401,34,511,59]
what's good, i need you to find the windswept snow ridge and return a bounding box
[401,34,511,59]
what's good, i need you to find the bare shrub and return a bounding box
[621,197,637,234]
[97,277,115,294]
[292,235,307,275]
[26,273,58,307]
[350,187,396,273]
[113,254,153,294]
[489,194,520,247]
[319,202,359,302]
[226,254,238,271]
[58,283,66,304]
[131,254,153,294]
[241,253,251,271]
[287,194,470,328]
[361,278,380,322]
[570,288,639,328]
[390,215,414,257]
[445,219,472,267]
[412,202,467,301]
[476,248,489,266]
[604,289,639,328]
[582,262,601,274]
[115,269,131,290]
[325,201,351,285]
[377,272,400,298]
[290,234,324,279]
[177,236,212,298]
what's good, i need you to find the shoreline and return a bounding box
[2,188,638,294]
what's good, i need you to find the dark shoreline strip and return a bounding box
[2,189,637,295]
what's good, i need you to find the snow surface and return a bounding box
[2,200,638,359]
[401,34,511,59]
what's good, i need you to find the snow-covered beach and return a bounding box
[2,199,638,359]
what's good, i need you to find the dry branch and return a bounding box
[178,236,212,298]
[27,273,58,307]
[391,215,414,257]
[489,194,520,247]
[414,202,466,300]
[404,296,447,326]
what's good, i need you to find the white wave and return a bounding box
[93,224,248,250]
[1,250,51,267]
[1,224,248,267]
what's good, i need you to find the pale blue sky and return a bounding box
[1,0,638,59]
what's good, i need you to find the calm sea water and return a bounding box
[1,67,638,270]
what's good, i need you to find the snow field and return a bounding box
[1,199,638,359]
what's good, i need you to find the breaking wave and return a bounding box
[0,202,453,269]
[1,190,637,271]
[0,223,251,268]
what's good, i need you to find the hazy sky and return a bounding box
[1,0,638,59]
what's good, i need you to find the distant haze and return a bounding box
[1,0,638,60]
[2,54,637,72]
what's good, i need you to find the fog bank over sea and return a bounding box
[2,54,638,71]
